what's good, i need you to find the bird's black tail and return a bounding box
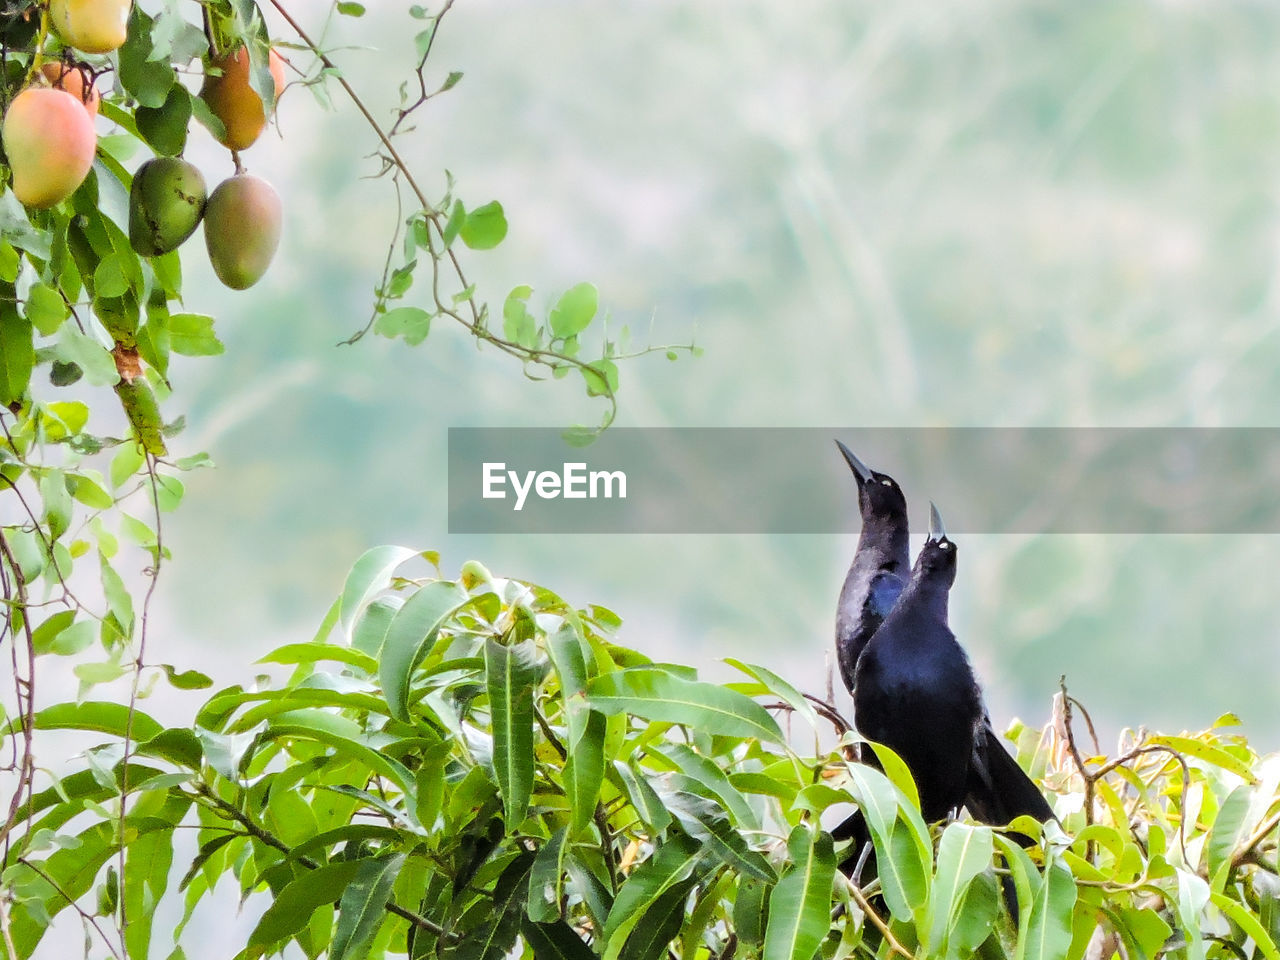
[963,721,1055,830]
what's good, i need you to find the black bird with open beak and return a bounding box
[833,440,911,696]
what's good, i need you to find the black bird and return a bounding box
[852,503,1055,826]
[833,440,910,697]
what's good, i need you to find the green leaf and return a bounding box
[587,668,785,744]
[1023,857,1077,960]
[762,823,835,960]
[11,701,162,741]
[110,443,146,488]
[123,802,184,960]
[331,853,407,960]
[379,579,471,722]
[167,314,224,357]
[734,876,771,951]
[841,763,931,924]
[339,545,418,639]
[25,283,69,336]
[521,919,596,960]
[67,472,113,509]
[502,284,537,347]
[56,327,120,388]
[619,877,696,960]
[581,358,619,398]
[32,612,94,657]
[460,200,508,250]
[726,659,821,731]
[39,469,73,540]
[1146,734,1257,782]
[120,6,177,107]
[442,199,466,248]
[374,306,432,345]
[101,554,135,639]
[0,301,33,405]
[351,597,399,659]
[250,859,363,947]
[612,760,673,834]
[664,791,775,882]
[663,743,761,830]
[926,823,993,955]
[486,637,538,829]
[135,83,193,156]
[157,664,213,690]
[549,282,599,338]
[603,834,704,957]
[527,827,568,923]
[257,643,378,673]
[337,1,366,13]
[0,191,52,258]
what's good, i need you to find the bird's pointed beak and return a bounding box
[928,502,947,541]
[835,440,872,484]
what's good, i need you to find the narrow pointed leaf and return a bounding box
[1022,858,1077,960]
[521,918,596,960]
[331,852,406,960]
[486,637,538,828]
[927,823,993,954]
[588,668,784,744]
[380,580,470,721]
[339,545,418,638]
[762,824,835,960]
[603,834,703,956]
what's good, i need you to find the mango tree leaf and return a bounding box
[380,580,470,721]
[331,852,406,960]
[762,823,835,960]
[619,877,697,960]
[602,834,704,956]
[250,859,363,948]
[340,545,418,638]
[486,637,538,829]
[734,876,771,952]
[926,823,994,956]
[840,763,931,924]
[521,918,595,960]
[611,760,672,835]
[1022,857,1078,960]
[527,827,568,923]
[1146,735,1257,782]
[663,791,775,883]
[587,668,784,744]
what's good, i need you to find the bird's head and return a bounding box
[916,501,958,586]
[835,440,908,524]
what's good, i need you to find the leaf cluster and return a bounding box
[3,549,1279,960]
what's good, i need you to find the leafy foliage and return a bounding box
[3,549,1280,959]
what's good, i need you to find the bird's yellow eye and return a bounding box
[938,541,951,550]
[881,479,893,486]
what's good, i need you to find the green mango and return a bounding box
[128,157,207,257]
[203,174,282,290]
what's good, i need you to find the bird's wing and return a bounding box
[963,720,1055,829]
[865,571,907,620]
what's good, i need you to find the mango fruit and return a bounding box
[50,0,131,54]
[129,158,207,257]
[40,62,100,117]
[200,47,285,151]
[204,174,281,290]
[2,87,97,209]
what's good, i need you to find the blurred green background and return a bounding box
[160,0,1280,749]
